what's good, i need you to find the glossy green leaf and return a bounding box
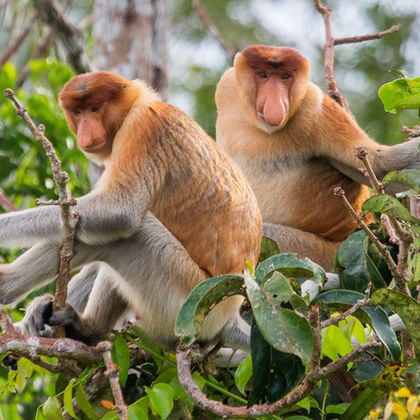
[382,170,420,194]
[245,270,313,364]
[75,385,98,420]
[335,231,370,292]
[128,397,149,420]
[313,289,401,361]
[175,274,244,346]
[340,388,386,420]
[322,325,352,360]
[42,397,64,420]
[235,355,252,396]
[145,383,174,420]
[249,321,269,406]
[378,77,420,113]
[371,289,420,358]
[111,335,130,387]
[63,379,77,419]
[255,253,326,285]
[259,236,280,262]
[362,194,420,224]
[263,271,293,305]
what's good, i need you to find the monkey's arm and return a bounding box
[0,186,150,249]
[318,94,420,191]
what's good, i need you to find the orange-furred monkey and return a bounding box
[216,45,420,269]
[0,71,261,350]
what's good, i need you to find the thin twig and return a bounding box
[0,12,39,71]
[0,189,17,212]
[191,0,235,62]
[176,337,379,418]
[4,89,79,338]
[98,342,128,420]
[334,25,400,45]
[313,0,399,116]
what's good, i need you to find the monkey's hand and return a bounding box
[14,295,54,337]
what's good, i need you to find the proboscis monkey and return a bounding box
[215,45,420,268]
[0,71,262,350]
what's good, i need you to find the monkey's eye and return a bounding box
[72,109,81,115]
[257,71,268,79]
[281,73,292,80]
[91,106,100,112]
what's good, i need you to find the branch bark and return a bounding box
[31,0,92,73]
[4,89,79,337]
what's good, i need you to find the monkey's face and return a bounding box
[235,45,310,133]
[59,71,131,160]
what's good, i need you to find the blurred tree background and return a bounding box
[0,0,419,418]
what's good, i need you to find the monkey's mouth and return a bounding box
[257,112,282,134]
[81,142,108,153]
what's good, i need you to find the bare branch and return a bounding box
[191,0,235,62]
[98,342,128,420]
[31,0,92,73]
[4,89,79,337]
[0,12,39,71]
[0,189,17,212]
[334,25,400,45]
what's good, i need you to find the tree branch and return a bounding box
[334,25,400,45]
[31,0,92,73]
[4,89,79,337]
[191,0,235,62]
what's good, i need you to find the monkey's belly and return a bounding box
[247,161,368,242]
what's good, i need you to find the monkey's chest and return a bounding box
[235,155,366,241]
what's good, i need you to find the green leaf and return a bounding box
[111,335,130,387]
[145,383,174,420]
[75,385,98,420]
[128,397,149,420]
[378,77,420,113]
[362,194,420,225]
[255,253,326,285]
[313,290,401,361]
[249,321,270,406]
[245,270,313,364]
[322,325,352,360]
[192,372,205,391]
[259,237,280,262]
[42,397,64,420]
[325,403,351,414]
[263,271,293,305]
[235,355,252,395]
[100,413,118,420]
[371,289,420,359]
[382,170,420,194]
[175,274,244,346]
[335,231,370,292]
[63,379,77,419]
[340,388,386,420]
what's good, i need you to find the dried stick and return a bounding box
[334,25,400,45]
[98,342,128,420]
[191,0,235,61]
[0,189,17,212]
[31,0,92,73]
[176,337,379,418]
[0,12,39,71]
[313,0,399,115]
[4,89,79,337]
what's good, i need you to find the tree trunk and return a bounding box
[93,0,170,100]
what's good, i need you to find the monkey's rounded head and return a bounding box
[234,45,310,133]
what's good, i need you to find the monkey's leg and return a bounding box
[262,222,340,270]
